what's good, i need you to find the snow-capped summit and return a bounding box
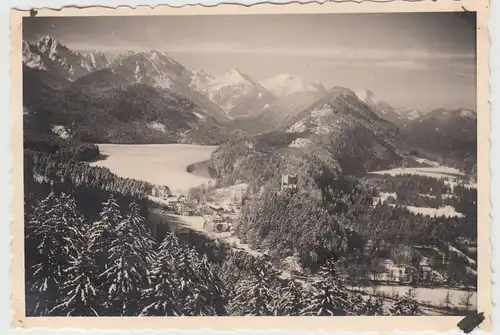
[115,50,136,62]
[109,49,192,90]
[35,36,66,62]
[214,68,260,89]
[23,36,108,80]
[310,81,327,95]
[190,70,216,92]
[84,51,109,70]
[107,53,228,122]
[356,89,428,125]
[260,74,325,97]
[356,89,396,115]
[404,109,423,120]
[458,109,477,119]
[191,69,275,118]
[36,36,59,51]
[23,40,46,70]
[355,89,381,105]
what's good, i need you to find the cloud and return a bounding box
[164,42,475,62]
[373,60,428,70]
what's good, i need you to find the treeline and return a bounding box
[353,203,476,245]
[26,150,151,199]
[364,174,452,197]
[365,173,450,208]
[405,148,476,175]
[24,132,100,162]
[444,185,477,220]
[23,132,153,224]
[364,174,477,218]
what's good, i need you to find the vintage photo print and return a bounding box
[10,0,491,332]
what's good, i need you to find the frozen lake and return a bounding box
[90,144,218,194]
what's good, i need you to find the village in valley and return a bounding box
[149,182,242,235]
[149,173,301,236]
[146,168,477,315]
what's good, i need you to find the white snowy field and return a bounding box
[388,204,465,218]
[369,166,465,179]
[405,205,464,218]
[360,285,477,309]
[207,183,249,206]
[90,144,218,194]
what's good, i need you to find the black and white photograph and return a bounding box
[18,8,484,321]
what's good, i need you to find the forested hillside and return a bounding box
[24,130,415,316]
[401,109,477,173]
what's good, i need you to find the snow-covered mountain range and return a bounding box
[23,36,109,80]
[355,89,424,125]
[109,49,193,90]
[192,69,275,118]
[22,35,469,133]
[260,74,326,97]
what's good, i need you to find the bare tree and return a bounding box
[388,270,395,283]
[442,289,452,310]
[460,290,474,311]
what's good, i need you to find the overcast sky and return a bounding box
[23,13,476,111]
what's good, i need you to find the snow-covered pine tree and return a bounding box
[160,231,183,258]
[26,193,85,316]
[88,196,122,273]
[301,259,352,316]
[140,235,180,316]
[125,201,156,290]
[194,253,227,315]
[25,192,58,299]
[127,202,156,267]
[274,279,306,316]
[100,206,150,316]
[389,290,422,315]
[228,256,279,316]
[174,246,217,316]
[352,295,385,316]
[50,247,103,316]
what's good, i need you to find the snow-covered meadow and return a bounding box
[369,166,465,179]
[359,285,477,310]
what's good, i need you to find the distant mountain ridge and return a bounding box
[401,108,477,172]
[109,49,192,89]
[70,68,130,88]
[23,36,109,80]
[189,68,276,118]
[260,74,326,97]
[355,89,424,126]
